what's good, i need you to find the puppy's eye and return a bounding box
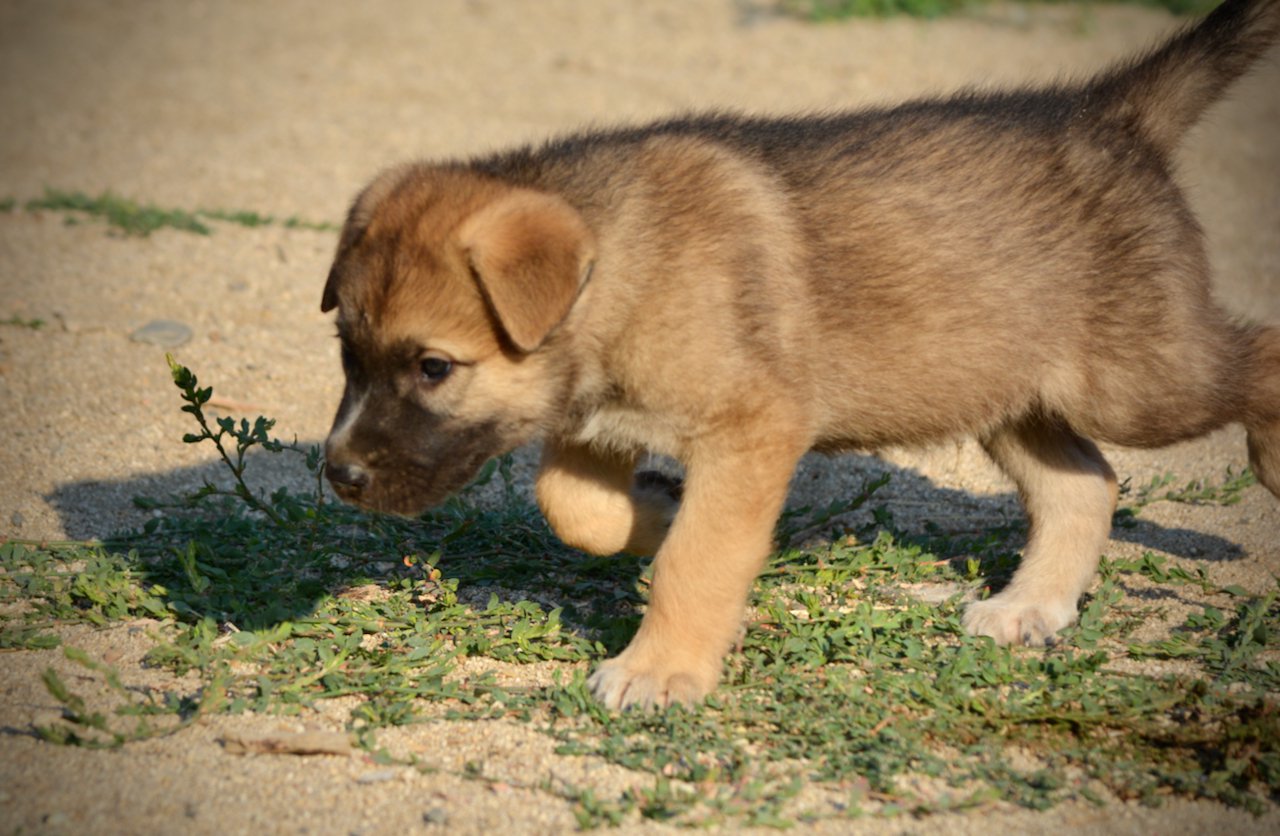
[419,355,454,382]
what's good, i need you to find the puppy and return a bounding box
[321,0,1280,710]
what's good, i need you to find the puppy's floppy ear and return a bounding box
[320,218,363,313]
[456,189,596,353]
[322,164,414,313]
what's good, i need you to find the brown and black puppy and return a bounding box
[321,0,1280,710]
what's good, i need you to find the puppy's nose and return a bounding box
[325,461,370,491]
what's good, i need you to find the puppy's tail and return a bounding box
[1245,325,1280,499]
[1091,0,1280,152]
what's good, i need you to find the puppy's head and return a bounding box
[320,165,595,515]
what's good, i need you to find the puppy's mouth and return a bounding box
[322,418,508,516]
[323,450,491,517]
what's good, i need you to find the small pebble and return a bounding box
[9,511,23,528]
[42,812,70,828]
[131,319,193,348]
[422,808,448,825]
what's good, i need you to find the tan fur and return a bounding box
[534,441,675,557]
[964,420,1120,644]
[456,189,596,353]
[322,0,1280,710]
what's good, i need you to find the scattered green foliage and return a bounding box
[27,188,212,236]
[0,314,45,330]
[3,358,1277,825]
[22,187,336,237]
[0,197,15,213]
[1113,467,1259,528]
[34,645,227,748]
[1121,467,1257,510]
[282,215,340,233]
[197,208,275,228]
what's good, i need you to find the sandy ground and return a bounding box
[1,0,1278,833]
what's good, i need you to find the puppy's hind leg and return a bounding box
[964,418,1118,646]
[1245,325,1280,499]
[536,440,678,557]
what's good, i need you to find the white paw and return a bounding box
[962,593,1078,646]
[587,648,717,711]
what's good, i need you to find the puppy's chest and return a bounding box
[569,402,682,459]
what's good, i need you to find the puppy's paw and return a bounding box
[587,647,718,711]
[962,593,1077,646]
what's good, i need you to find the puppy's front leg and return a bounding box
[588,438,801,710]
[536,440,678,557]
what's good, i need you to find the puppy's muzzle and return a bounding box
[324,459,371,502]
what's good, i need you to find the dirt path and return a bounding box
[1,1,1278,833]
